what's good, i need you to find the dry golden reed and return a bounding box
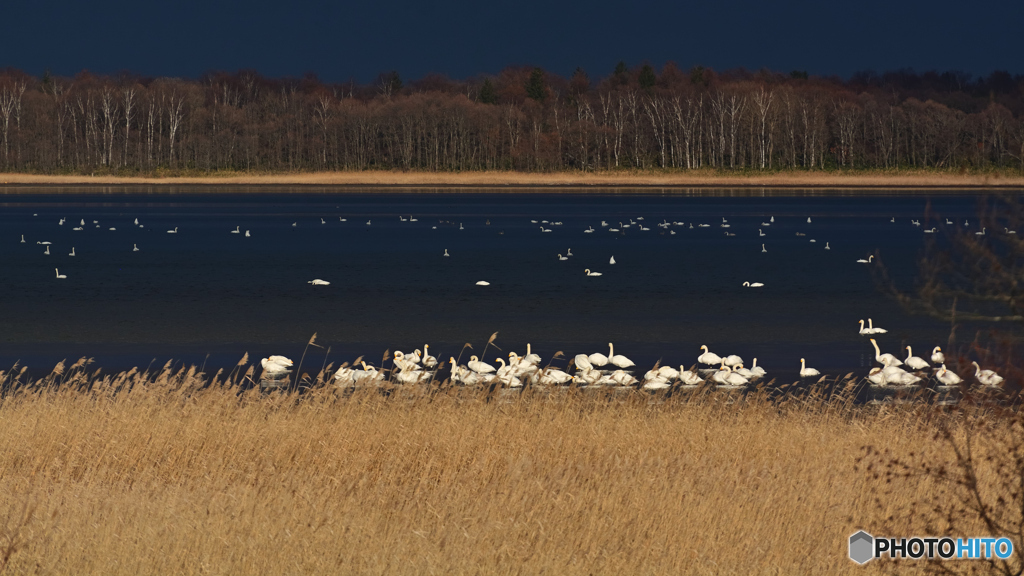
[0,364,985,575]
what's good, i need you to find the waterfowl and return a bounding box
[870,338,902,367]
[799,358,820,378]
[931,347,945,364]
[972,362,1004,387]
[698,345,722,366]
[904,346,930,370]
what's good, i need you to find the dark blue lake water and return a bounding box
[0,186,1010,381]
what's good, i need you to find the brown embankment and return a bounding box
[1,169,1023,189]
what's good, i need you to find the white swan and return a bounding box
[723,354,743,367]
[167,227,178,234]
[44,246,50,255]
[924,227,936,233]
[856,255,873,263]
[697,345,722,366]
[904,346,930,370]
[609,255,616,265]
[558,254,568,260]
[475,281,490,286]
[936,364,962,386]
[574,354,594,372]
[444,249,450,257]
[231,226,240,234]
[749,358,766,378]
[799,358,820,378]
[588,348,609,367]
[584,269,602,276]
[567,248,574,256]
[743,281,764,287]
[133,244,139,252]
[584,226,594,233]
[931,346,945,364]
[972,362,1004,387]
[55,268,66,279]
[975,227,986,236]
[870,338,902,367]
[807,217,812,223]
[69,247,75,257]
[467,355,496,375]
[134,218,138,226]
[308,279,330,285]
[759,229,765,237]
[245,230,250,237]
[524,343,541,365]
[867,318,887,334]
[678,368,703,385]
[292,222,297,227]
[1007,228,1017,235]
[607,343,634,368]
[825,242,830,250]
[713,365,748,386]
[858,320,871,335]
[761,244,767,253]
[20,235,24,243]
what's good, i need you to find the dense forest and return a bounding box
[0,63,1022,173]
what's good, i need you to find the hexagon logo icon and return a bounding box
[849,531,874,564]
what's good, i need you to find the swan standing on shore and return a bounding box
[608,343,635,368]
[936,365,962,386]
[698,345,722,366]
[904,346,930,370]
[972,362,1004,387]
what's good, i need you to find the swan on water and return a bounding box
[972,362,1004,387]
[607,343,635,368]
[558,254,568,260]
[55,268,66,279]
[762,244,767,253]
[931,347,945,364]
[44,246,50,255]
[749,358,766,378]
[366,220,371,226]
[245,230,250,237]
[975,227,986,236]
[858,320,871,335]
[743,281,764,287]
[133,244,139,252]
[799,358,820,378]
[231,226,240,233]
[770,216,774,222]
[924,227,936,233]
[936,364,962,386]
[870,338,903,367]
[698,345,722,366]
[20,235,24,243]
[945,219,953,225]
[585,269,602,276]
[759,229,765,237]
[1007,228,1018,235]
[584,226,594,233]
[69,247,75,256]
[807,217,812,223]
[292,222,297,227]
[904,346,930,370]
[867,318,886,334]
[134,218,138,226]
[475,281,490,286]
[567,248,573,256]
[308,279,330,285]
[856,255,873,263]
[761,222,771,227]
[609,256,616,265]
[108,227,116,231]
[825,242,830,250]
[167,227,178,233]
[444,249,450,257]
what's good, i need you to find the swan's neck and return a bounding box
[871,340,881,358]
[608,343,614,357]
[527,343,532,355]
[906,346,913,358]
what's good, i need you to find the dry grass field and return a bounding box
[0,362,1014,575]
[1,168,1023,189]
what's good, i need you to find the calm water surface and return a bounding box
[0,186,1009,379]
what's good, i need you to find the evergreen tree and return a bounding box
[613,61,629,85]
[479,78,497,104]
[638,64,656,90]
[526,67,546,102]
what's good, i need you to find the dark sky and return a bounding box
[5,0,1022,82]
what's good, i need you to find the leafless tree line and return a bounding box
[0,65,1022,173]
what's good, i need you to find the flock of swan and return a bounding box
[256,324,1006,394]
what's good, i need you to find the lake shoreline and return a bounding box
[2,169,1024,190]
